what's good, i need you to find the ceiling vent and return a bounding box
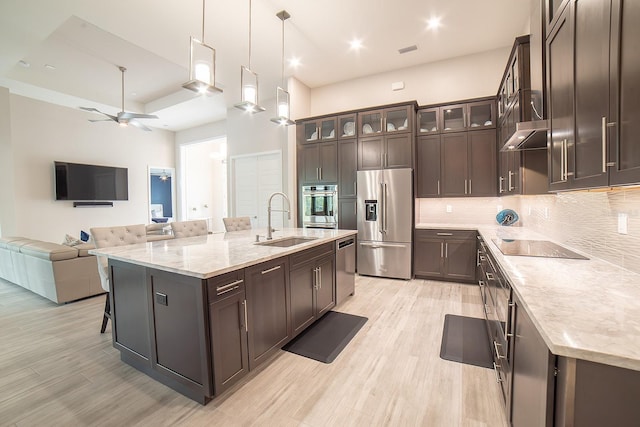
[398,45,418,54]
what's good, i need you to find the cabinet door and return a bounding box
[338,198,357,230]
[468,101,496,130]
[338,138,357,197]
[444,239,477,282]
[358,135,385,170]
[385,133,413,169]
[417,107,440,135]
[413,233,444,279]
[245,257,290,370]
[358,110,383,136]
[416,135,441,197]
[318,118,337,141]
[609,0,640,185]
[338,114,357,139]
[384,105,412,134]
[468,130,497,196]
[289,263,316,337]
[547,4,574,191]
[441,104,466,133]
[510,297,555,427]
[507,150,521,194]
[315,255,336,317]
[318,141,338,182]
[572,0,610,189]
[150,270,210,390]
[441,132,468,196]
[210,291,248,395]
[300,144,320,183]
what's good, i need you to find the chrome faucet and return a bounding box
[267,192,291,240]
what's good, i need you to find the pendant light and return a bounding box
[270,10,295,126]
[234,0,265,113]
[182,0,223,95]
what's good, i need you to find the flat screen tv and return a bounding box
[54,161,129,201]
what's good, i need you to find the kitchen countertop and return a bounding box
[416,222,640,372]
[90,228,357,280]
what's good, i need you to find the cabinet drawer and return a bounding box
[207,269,245,303]
[416,229,477,240]
[289,242,334,269]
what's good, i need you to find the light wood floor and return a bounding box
[0,275,508,427]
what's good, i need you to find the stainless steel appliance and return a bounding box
[492,239,588,260]
[357,169,412,279]
[336,236,356,305]
[301,184,338,229]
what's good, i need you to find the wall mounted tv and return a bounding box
[54,161,129,201]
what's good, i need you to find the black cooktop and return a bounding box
[491,239,589,260]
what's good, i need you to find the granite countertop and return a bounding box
[90,228,357,280]
[416,222,640,371]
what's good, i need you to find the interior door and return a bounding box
[231,152,283,229]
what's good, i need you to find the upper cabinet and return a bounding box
[337,114,357,140]
[546,0,640,191]
[297,116,338,185]
[441,101,496,134]
[417,107,440,134]
[298,117,337,143]
[358,104,413,137]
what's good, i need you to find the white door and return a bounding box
[231,151,285,229]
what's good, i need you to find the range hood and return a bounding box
[500,119,548,151]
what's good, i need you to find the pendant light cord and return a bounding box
[201,0,206,42]
[248,0,252,69]
[120,67,125,113]
[281,15,285,87]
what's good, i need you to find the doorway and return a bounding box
[148,167,176,223]
[180,138,228,232]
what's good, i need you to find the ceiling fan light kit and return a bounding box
[270,10,294,126]
[80,66,159,131]
[182,0,223,95]
[234,0,265,113]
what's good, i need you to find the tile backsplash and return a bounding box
[417,189,640,274]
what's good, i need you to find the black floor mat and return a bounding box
[283,311,367,363]
[439,314,493,369]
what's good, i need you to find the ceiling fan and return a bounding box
[80,66,158,131]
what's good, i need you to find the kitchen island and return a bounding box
[91,228,357,404]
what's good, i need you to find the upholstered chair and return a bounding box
[223,217,252,231]
[90,224,147,333]
[170,219,209,238]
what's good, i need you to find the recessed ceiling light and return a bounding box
[426,16,442,30]
[18,60,30,68]
[288,57,301,68]
[44,64,56,70]
[349,38,363,50]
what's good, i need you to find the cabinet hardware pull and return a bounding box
[479,280,485,287]
[216,279,244,294]
[480,255,486,262]
[437,180,440,195]
[493,362,503,383]
[261,265,281,275]
[485,272,494,281]
[477,249,481,266]
[440,242,444,258]
[217,285,239,296]
[318,266,322,289]
[319,167,322,180]
[445,242,448,258]
[508,171,515,191]
[464,179,468,194]
[436,232,453,236]
[313,267,318,290]
[469,179,472,194]
[243,300,248,332]
[499,176,504,193]
[494,340,506,360]
[380,117,384,133]
[601,117,610,173]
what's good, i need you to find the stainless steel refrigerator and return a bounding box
[357,168,413,279]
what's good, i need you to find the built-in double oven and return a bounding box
[301,185,338,229]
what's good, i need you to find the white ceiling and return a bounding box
[0,0,532,132]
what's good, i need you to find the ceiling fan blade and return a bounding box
[129,119,152,132]
[88,119,115,123]
[79,106,102,113]
[80,106,118,122]
[118,112,159,120]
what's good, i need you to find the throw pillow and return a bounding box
[80,230,90,242]
[62,234,82,247]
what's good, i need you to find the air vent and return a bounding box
[398,45,418,54]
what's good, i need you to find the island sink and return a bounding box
[256,236,318,247]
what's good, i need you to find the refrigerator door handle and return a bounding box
[360,242,407,248]
[383,182,388,233]
[379,182,385,234]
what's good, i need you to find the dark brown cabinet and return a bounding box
[417,107,440,135]
[289,243,336,337]
[298,117,337,142]
[441,130,497,197]
[357,133,413,170]
[441,100,496,133]
[207,269,248,396]
[299,141,338,184]
[338,138,357,198]
[414,229,477,282]
[416,135,441,197]
[338,198,357,230]
[547,0,640,191]
[245,257,290,370]
[358,105,413,137]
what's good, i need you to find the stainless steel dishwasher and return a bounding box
[336,236,356,305]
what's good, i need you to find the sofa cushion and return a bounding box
[75,242,96,257]
[0,237,33,250]
[20,241,79,261]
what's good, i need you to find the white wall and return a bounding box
[0,87,16,237]
[3,94,175,242]
[309,47,512,116]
